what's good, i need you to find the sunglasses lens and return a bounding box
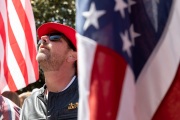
[49,35,61,41]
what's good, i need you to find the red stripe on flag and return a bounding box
[4,63,18,91]
[0,13,17,91]
[12,0,39,79]
[152,63,180,120]
[8,19,28,85]
[89,45,127,120]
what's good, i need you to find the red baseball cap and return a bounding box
[37,22,76,49]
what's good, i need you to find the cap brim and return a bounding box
[37,22,76,49]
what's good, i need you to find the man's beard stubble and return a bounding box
[37,52,64,72]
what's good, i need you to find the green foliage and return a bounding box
[31,0,76,28]
[16,0,75,94]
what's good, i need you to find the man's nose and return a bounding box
[38,35,49,45]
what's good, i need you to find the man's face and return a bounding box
[36,34,70,71]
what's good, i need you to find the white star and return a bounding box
[128,0,136,13]
[114,0,128,18]
[120,30,132,57]
[129,24,140,46]
[82,2,106,30]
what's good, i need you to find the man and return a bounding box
[20,22,78,120]
[0,95,21,120]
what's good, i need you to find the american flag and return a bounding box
[0,0,38,93]
[0,95,21,120]
[76,0,180,119]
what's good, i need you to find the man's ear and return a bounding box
[67,51,77,63]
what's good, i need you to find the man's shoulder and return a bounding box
[25,86,45,101]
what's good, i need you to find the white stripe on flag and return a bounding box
[7,38,26,89]
[136,0,180,119]
[77,33,97,120]
[116,66,136,120]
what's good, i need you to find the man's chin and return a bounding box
[36,54,48,62]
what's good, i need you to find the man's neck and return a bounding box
[45,76,76,99]
[44,69,75,92]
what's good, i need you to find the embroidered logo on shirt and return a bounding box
[68,102,78,110]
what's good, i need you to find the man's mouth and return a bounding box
[39,45,48,50]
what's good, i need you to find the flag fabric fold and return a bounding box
[76,0,180,119]
[0,0,38,93]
